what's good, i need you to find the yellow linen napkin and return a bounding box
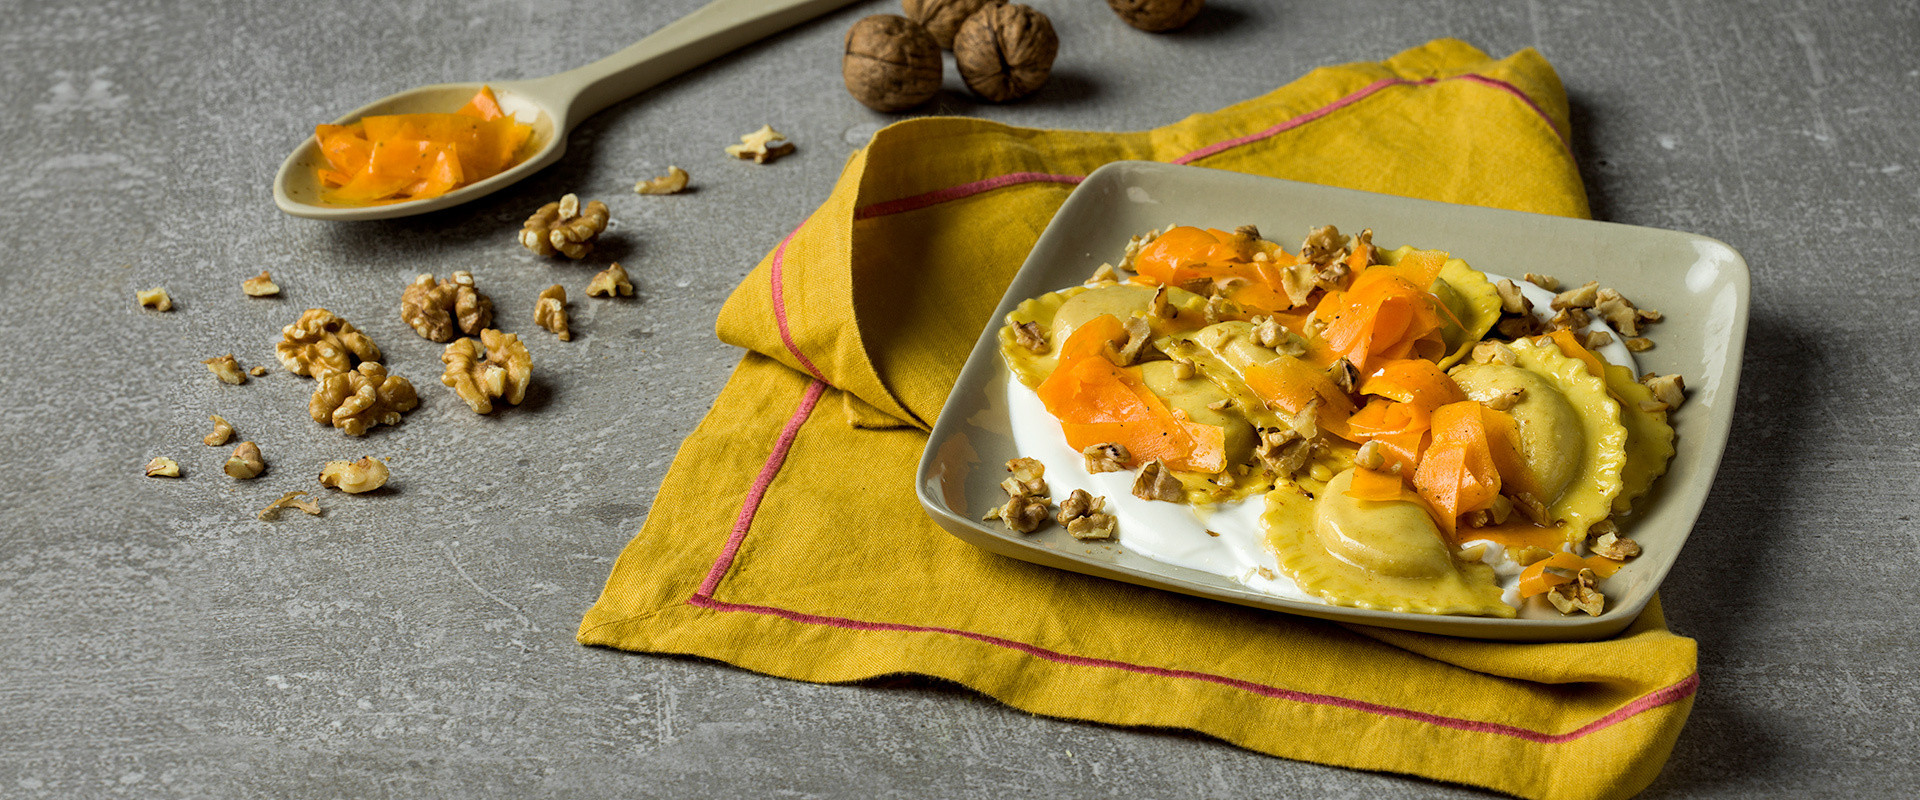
[580,39,1697,800]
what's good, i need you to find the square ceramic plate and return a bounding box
[914,161,1747,642]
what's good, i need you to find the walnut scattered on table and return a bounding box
[953,3,1057,103]
[144,456,181,478]
[319,456,390,494]
[725,125,795,164]
[224,441,265,480]
[635,166,690,195]
[401,271,493,342]
[242,270,281,297]
[204,414,234,446]
[585,262,635,298]
[309,362,419,436]
[521,194,609,259]
[276,308,380,378]
[534,284,571,341]
[440,329,532,415]
[203,354,247,385]
[1106,0,1204,32]
[137,287,172,311]
[258,491,321,521]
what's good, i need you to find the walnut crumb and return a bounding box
[725,125,795,164]
[1132,459,1185,503]
[258,491,321,521]
[224,441,265,480]
[1641,373,1686,411]
[1483,387,1526,411]
[586,263,635,298]
[1524,273,1561,292]
[319,456,389,494]
[1353,440,1385,471]
[1012,321,1049,354]
[1547,568,1606,616]
[137,287,172,311]
[1550,281,1601,311]
[1624,337,1653,352]
[1085,263,1120,285]
[987,456,1051,533]
[144,456,181,478]
[635,165,690,195]
[1512,546,1553,567]
[1105,314,1157,366]
[242,270,281,297]
[204,354,247,385]
[1472,340,1519,366]
[520,194,609,259]
[1056,489,1117,540]
[1494,279,1532,315]
[249,366,268,377]
[535,284,571,341]
[1003,456,1047,497]
[1589,528,1641,561]
[204,415,233,446]
[1082,442,1130,473]
[1583,330,1614,349]
[1593,288,1660,337]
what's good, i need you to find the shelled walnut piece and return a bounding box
[534,284,571,341]
[400,271,493,342]
[586,263,634,298]
[310,362,419,436]
[441,329,532,414]
[204,415,234,446]
[225,441,266,480]
[1056,488,1118,541]
[144,456,181,478]
[258,491,321,521]
[520,194,609,259]
[137,287,172,311]
[319,456,389,494]
[242,271,280,297]
[725,125,795,164]
[203,354,246,385]
[276,308,380,378]
[984,457,1050,533]
[635,166,689,195]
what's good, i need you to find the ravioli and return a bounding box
[1265,470,1513,617]
[1449,338,1627,543]
[1603,363,1676,514]
[1379,245,1503,368]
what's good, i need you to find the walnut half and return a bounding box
[441,329,532,414]
[225,441,265,480]
[401,272,493,342]
[309,362,419,436]
[586,263,635,298]
[521,194,609,259]
[277,308,380,378]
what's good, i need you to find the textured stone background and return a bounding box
[2,0,1916,797]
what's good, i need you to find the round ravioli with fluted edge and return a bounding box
[1265,469,1514,617]
[1378,245,1503,368]
[1449,338,1627,543]
[1603,362,1675,514]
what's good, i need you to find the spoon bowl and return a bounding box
[273,0,859,221]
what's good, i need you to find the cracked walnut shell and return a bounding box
[309,362,419,436]
[953,4,1057,102]
[441,329,532,414]
[277,308,380,378]
[842,15,943,112]
[535,284,571,341]
[521,194,609,259]
[401,271,494,342]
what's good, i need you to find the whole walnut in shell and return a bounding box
[843,15,943,112]
[1107,0,1204,32]
[953,3,1057,103]
[902,0,1001,49]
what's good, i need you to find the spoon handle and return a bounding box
[510,0,864,131]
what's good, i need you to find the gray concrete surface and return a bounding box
[2,0,1915,797]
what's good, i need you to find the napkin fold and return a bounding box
[580,39,1697,800]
